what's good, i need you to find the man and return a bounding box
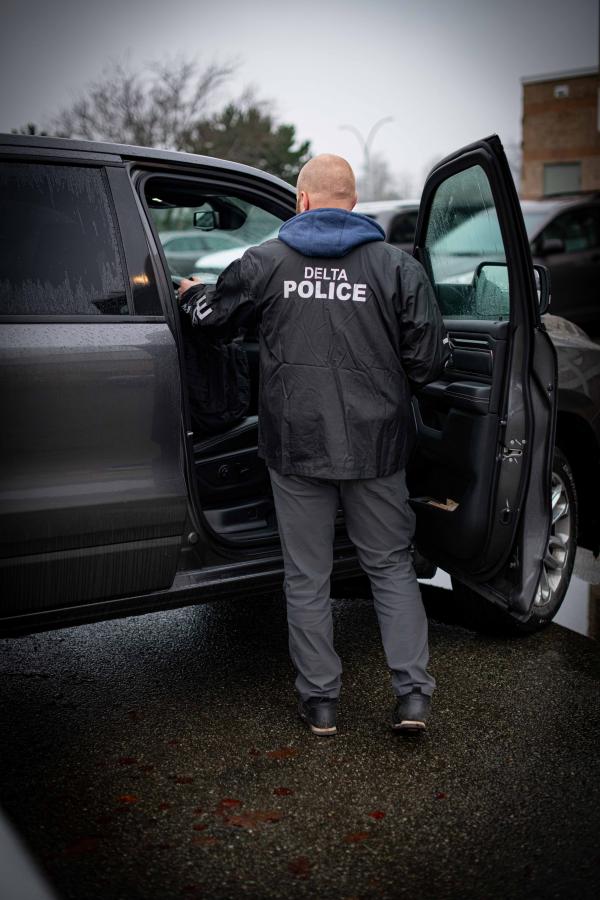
[179,154,449,737]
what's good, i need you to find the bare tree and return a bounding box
[50,56,235,149]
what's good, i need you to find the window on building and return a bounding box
[543,163,581,196]
[0,162,128,316]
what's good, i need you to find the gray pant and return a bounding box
[269,467,435,701]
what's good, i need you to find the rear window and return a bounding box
[0,162,128,316]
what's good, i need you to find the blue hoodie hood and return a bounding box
[278,208,385,258]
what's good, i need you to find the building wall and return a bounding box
[521,70,600,199]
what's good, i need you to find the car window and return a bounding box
[148,189,284,282]
[540,208,600,252]
[388,211,418,245]
[0,161,128,316]
[169,236,195,251]
[423,165,509,320]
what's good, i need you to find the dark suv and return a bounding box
[0,133,599,637]
[525,194,600,333]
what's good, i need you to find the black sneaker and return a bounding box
[298,696,338,736]
[391,688,431,732]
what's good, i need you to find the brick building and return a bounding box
[521,67,600,199]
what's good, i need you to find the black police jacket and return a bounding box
[181,208,449,479]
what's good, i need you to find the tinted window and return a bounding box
[0,162,128,316]
[424,165,509,320]
[388,211,418,244]
[540,207,600,252]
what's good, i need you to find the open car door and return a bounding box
[409,135,558,626]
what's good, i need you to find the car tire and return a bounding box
[451,446,577,634]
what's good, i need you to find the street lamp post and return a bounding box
[339,117,394,200]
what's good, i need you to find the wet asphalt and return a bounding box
[1,586,599,900]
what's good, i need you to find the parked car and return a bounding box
[354,199,421,253]
[526,194,600,333]
[191,227,280,283]
[159,229,243,276]
[194,201,419,279]
[0,133,598,638]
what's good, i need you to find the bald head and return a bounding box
[296,154,357,214]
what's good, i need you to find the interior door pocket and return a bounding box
[450,347,492,376]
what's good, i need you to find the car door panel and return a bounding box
[410,136,557,615]
[0,321,188,613]
[0,157,189,616]
[410,326,504,564]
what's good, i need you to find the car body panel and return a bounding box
[0,321,188,613]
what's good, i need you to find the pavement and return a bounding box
[1,585,599,900]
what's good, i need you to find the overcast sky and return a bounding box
[1,0,597,194]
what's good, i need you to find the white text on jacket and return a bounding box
[283,266,367,302]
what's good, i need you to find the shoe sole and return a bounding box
[391,719,427,732]
[298,711,337,736]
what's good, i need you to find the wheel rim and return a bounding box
[533,471,572,610]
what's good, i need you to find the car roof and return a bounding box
[0,132,295,195]
[521,195,600,214]
[355,199,420,214]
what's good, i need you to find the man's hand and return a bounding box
[178,276,204,301]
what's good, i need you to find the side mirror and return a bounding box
[194,209,219,231]
[538,236,565,257]
[195,197,247,231]
[533,264,551,316]
[473,261,510,319]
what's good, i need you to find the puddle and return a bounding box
[421,548,600,640]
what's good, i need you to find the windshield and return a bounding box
[521,211,549,237]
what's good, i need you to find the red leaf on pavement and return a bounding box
[288,856,311,878]
[117,794,139,805]
[274,787,294,796]
[266,747,298,760]
[435,791,447,800]
[167,739,180,747]
[158,802,171,811]
[368,810,385,820]
[224,809,282,828]
[192,823,208,831]
[343,831,370,843]
[118,756,138,766]
[215,798,241,813]
[191,834,219,846]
